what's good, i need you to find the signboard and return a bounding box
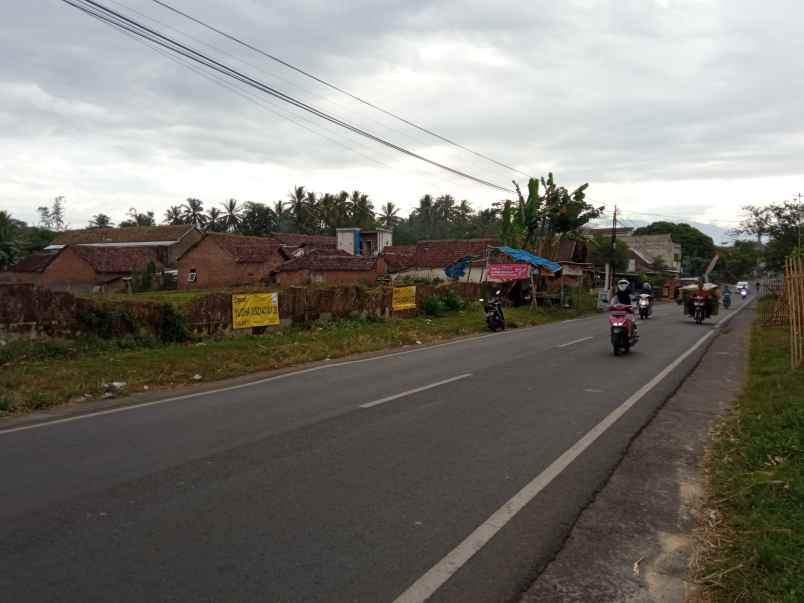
[487,263,530,281]
[232,292,280,329]
[392,286,417,311]
[596,288,610,311]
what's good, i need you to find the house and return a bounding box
[3,252,60,287]
[47,225,202,267]
[276,249,385,286]
[626,234,682,273]
[336,228,393,256]
[390,239,498,282]
[177,233,285,289]
[15,246,165,293]
[380,245,416,273]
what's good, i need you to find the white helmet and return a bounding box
[617,279,630,292]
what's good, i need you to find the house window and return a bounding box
[188,269,198,283]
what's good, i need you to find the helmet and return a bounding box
[697,277,705,288]
[617,279,630,292]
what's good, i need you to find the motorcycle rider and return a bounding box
[688,278,712,318]
[610,279,638,334]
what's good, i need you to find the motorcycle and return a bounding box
[609,303,638,355]
[723,292,732,309]
[480,291,505,332]
[637,293,652,320]
[740,288,748,300]
[692,296,706,325]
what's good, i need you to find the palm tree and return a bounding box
[0,210,20,270]
[221,198,243,232]
[273,200,291,233]
[182,198,207,228]
[349,190,375,229]
[206,207,223,232]
[378,202,401,230]
[163,205,184,225]
[287,186,316,234]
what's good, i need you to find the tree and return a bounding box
[119,208,156,228]
[88,213,113,228]
[378,202,401,230]
[221,198,243,232]
[37,196,67,231]
[588,234,629,272]
[273,200,292,233]
[205,207,224,232]
[240,202,277,236]
[349,190,375,229]
[163,205,185,225]
[0,210,20,270]
[287,186,318,234]
[735,202,803,271]
[182,198,207,228]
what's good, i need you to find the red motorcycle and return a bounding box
[609,303,639,355]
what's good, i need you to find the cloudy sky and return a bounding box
[2,0,803,238]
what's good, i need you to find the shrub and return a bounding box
[423,296,447,316]
[77,305,139,338]
[158,303,191,343]
[0,396,13,413]
[442,289,465,311]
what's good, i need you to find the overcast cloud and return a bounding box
[1,0,803,235]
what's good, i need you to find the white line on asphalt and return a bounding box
[392,300,754,603]
[557,336,593,348]
[359,374,473,409]
[0,316,596,436]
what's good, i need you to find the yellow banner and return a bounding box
[232,292,280,329]
[392,286,417,311]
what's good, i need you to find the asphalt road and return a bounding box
[0,296,750,602]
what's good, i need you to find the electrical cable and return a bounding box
[62,0,515,193]
[148,0,531,178]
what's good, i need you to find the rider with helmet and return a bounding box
[688,277,712,318]
[612,278,635,305]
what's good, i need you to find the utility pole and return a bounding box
[608,205,618,291]
[794,192,803,250]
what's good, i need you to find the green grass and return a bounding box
[88,289,243,308]
[0,303,590,415]
[701,324,804,601]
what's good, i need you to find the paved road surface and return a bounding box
[0,297,749,602]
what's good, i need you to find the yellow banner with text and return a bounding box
[232,293,280,329]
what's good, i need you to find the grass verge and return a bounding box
[0,304,590,415]
[696,323,804,601]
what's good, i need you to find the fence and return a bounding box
[786,256,804,369]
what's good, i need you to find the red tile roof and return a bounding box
[73,246,163,273]
[10,252,58,273]
[411,239,498,269]
[206,233,282,263]
[381,245,416,273]
[270,233,336,248]
[279,249,378,272]
[52,225,196,245]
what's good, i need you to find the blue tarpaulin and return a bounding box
[444,256,472,279]
[494,246,562,273]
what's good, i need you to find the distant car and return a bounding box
[736,281,749,291]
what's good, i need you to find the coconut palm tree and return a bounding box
[349,190,375,229]
[163,205,185,225]
[182,198,207,228]
[273,200,291,233]
[206,207,223,232]
[378,202,401,230]
[221,198,243,232]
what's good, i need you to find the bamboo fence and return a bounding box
[786,256,804,369]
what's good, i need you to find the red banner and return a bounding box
[488,263,530,281]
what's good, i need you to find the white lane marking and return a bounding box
[558,336,593,348]
[360,374,472,409]
[0,315,595,436]
[393,299,755,603]
[392,331,715,603]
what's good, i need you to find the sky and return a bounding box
[1,0,803,240]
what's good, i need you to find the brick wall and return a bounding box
[37,247,99,293]
[168,228,203,266]
[177,237,282,290]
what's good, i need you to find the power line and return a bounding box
[148,0,530,178]
[62,0,515,194]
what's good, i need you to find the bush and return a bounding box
[442,289,465,311]
[77,306,139,338]
[158,303,191,343]
[0,396,13,412]
[422,296,447,316]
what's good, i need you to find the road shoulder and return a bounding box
[520,308,752,602]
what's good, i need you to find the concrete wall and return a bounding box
[627,235,682,272]
[336,229,358,255]
[277,269,380,287]
[393,264,487,283]
[177,237,282,290]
